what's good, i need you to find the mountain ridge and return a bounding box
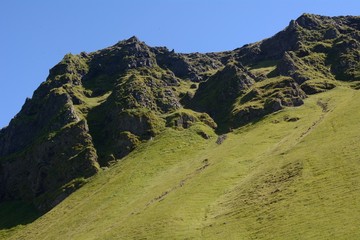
[0,13,359,228]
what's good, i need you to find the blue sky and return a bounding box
[1,0,359,128]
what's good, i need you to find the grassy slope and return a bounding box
[2,86,360,239]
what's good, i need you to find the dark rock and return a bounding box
[152,47,223,82]
[232,106,266,127]
[197,131,211,139]
[265,98,282,111]
[328,39,360,81]
[284,116,300,122]
[324,28,339,39]
[301,81,336,94]
[216,134,227,145]
[231,77,306,128]
[312,43,332,53]
[190,83,197,89]
[0,90,78,158]
[277,51,312,84]
[295,14,323,30]
[190,63,255,126]
[165,110,217,130]
[167,112,197,129]
[0,119,99,211]
[277,52,298,76]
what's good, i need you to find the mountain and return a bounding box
[1,13,360,239]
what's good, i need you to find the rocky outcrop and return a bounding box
[277,51,310,84]
[0,95,99,211]
[88,104,164,165]
[165,109,217,129]
[301,81,336,94]
[189,63,255,125]
[86,36,156,78]
[231,77,306,127]
[0,53,98,211]
[328,37,360,81]
[234,14,360,71]
[153,47,223,82]
[0,90,78,158]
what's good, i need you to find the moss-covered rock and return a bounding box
[165,109,217,129]
[189,63,255,129]
[231,77,306,127]
[301,80,337,94]
[0,119,99,211]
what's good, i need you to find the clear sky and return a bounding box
[1,0,359,128]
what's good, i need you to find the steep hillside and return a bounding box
[2,86,360,239]
[0,13,360,239]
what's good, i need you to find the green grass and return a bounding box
[249,60,278,78]
[3,86,360,239]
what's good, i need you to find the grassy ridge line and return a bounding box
[4,87,360,239]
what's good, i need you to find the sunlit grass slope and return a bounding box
[3,86,360,239]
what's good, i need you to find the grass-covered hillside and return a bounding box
[1,13,360,239]
[2,85,360,239]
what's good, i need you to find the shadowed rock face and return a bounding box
[0,91,99,211]
[189,63,256,127]
[0,14,359,211]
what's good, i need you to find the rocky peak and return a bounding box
[115,35,149,53]
[295,13,327,30]
[125,35,140,43]
[84,37,157,78]
[294,14,360,33]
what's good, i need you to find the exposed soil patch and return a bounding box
[317,99,329,112]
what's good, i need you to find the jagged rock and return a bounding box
[216,134,227,144]
[190,83,197,89]
[0,90,77,158]
[301,81,336,94]
[277,51,310,84]
[231,77,306,128]
[153,47,223,82]
[277,52,298,75]
[161,71,179,86]
[154,49,199,81]
[0,119,99,211]
[324,28,339,39]
[85,36,157,79]
[231,105,266,126]
[111,68,181,113]
[329,38,360,80]
[296,14,323,30]
[87,95,165,165]
[190,63,255,124]
[165,110,217,129]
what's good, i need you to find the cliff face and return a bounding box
[0,14,359,211]
[0,36,222,211]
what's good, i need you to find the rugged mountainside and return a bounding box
[0,13,359,216]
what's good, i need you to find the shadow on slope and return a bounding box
[0,201,41,230]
